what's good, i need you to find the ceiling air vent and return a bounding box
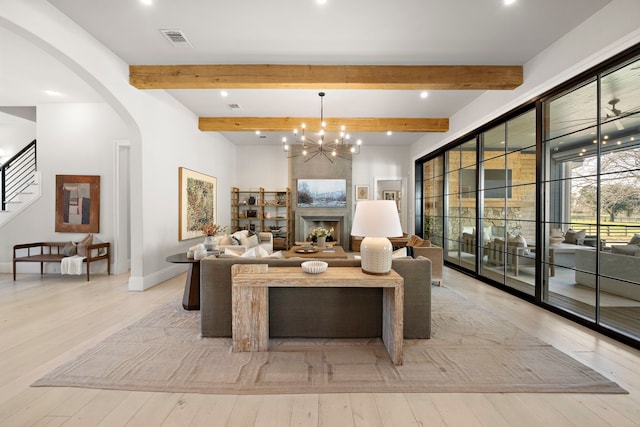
[160,29,192,47]
[227,104,241,110]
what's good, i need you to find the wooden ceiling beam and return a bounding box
[198,117,449,133]
[130,64,522,90]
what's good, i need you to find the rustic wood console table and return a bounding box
[231,265,404,365]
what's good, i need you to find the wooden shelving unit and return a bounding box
[231,187,291,250]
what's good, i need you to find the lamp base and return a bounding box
[360,237,393,275]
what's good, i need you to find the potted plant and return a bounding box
[309,226,334,248]
[200,222,227,251]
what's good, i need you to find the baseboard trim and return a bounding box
[128,264,187,291]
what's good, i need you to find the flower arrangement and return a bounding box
[200,222,226,236]
[309,226,334,238]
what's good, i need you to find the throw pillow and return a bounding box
[223,247,243,257]
[255,246,270,258]
[246,234,259,248]
[240,247,258,258]
[62,241,77,257]
[407,235,424,247]
[265,250,284,259]
[91,236,108,256]
[76,234,93,257]
[563,229,585,244]
[628,233,640,246]
[508,233,527,247]
[232,230,251,246]
[392,247,407,258]
[216,235,233,246]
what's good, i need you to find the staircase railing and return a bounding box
[1,139,37,211]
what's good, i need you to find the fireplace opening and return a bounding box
[297,214,348,247]
[304,220,340,242]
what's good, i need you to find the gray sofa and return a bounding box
[575,249,640,301]
[199,256,432,339]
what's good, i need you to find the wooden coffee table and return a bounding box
[283,245,348,259]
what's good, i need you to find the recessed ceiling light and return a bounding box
[317,0,327,4]
[387,131,393,136]
[504,0,516,5]
[220,91,228,97]
[255,130,261,135]
[44,90,63,97]
[140,0,152,5]
[420,91,429,99]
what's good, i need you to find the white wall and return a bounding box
[0,111,35,163]
[353,145,411,231]
[1,0,237,290]
[0,103,125,273]
[235,145,289,191]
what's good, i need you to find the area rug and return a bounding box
[32,286,626,395]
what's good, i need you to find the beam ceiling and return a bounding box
[198,117,449,133]
[129,64,523,90]
[130,64,522,135]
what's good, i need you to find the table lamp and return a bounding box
[351,200,403,274]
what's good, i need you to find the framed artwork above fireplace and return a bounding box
[297,178,347,208]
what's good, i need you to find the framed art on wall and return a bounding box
[355,185,369,201]
[383,190,397,201]
[179,167,216,241]
[297,178,347,208]
[55,175,100,233]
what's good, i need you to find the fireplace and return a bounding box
[296,213,350,248]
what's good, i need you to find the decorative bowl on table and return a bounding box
[301,260,328,274]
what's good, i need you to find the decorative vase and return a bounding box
[203,236,217,251]
[317,235,327,248]
[194,244,208,260]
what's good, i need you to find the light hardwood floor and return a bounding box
[0,268,639,426]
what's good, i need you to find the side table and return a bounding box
[166,251,218,310]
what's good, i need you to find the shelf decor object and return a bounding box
[231,187,291,249]
[351,200,403,275]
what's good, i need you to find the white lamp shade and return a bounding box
[351,200,402,238]
[351,200,403,274]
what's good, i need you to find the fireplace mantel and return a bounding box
[295,211,350,248]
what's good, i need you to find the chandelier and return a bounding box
[282,92,362,162]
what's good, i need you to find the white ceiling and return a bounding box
[1,0,613,146]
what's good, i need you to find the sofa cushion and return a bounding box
[564,229,585,244]
[611,244,640,256]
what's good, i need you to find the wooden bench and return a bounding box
[13,241,111,281]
